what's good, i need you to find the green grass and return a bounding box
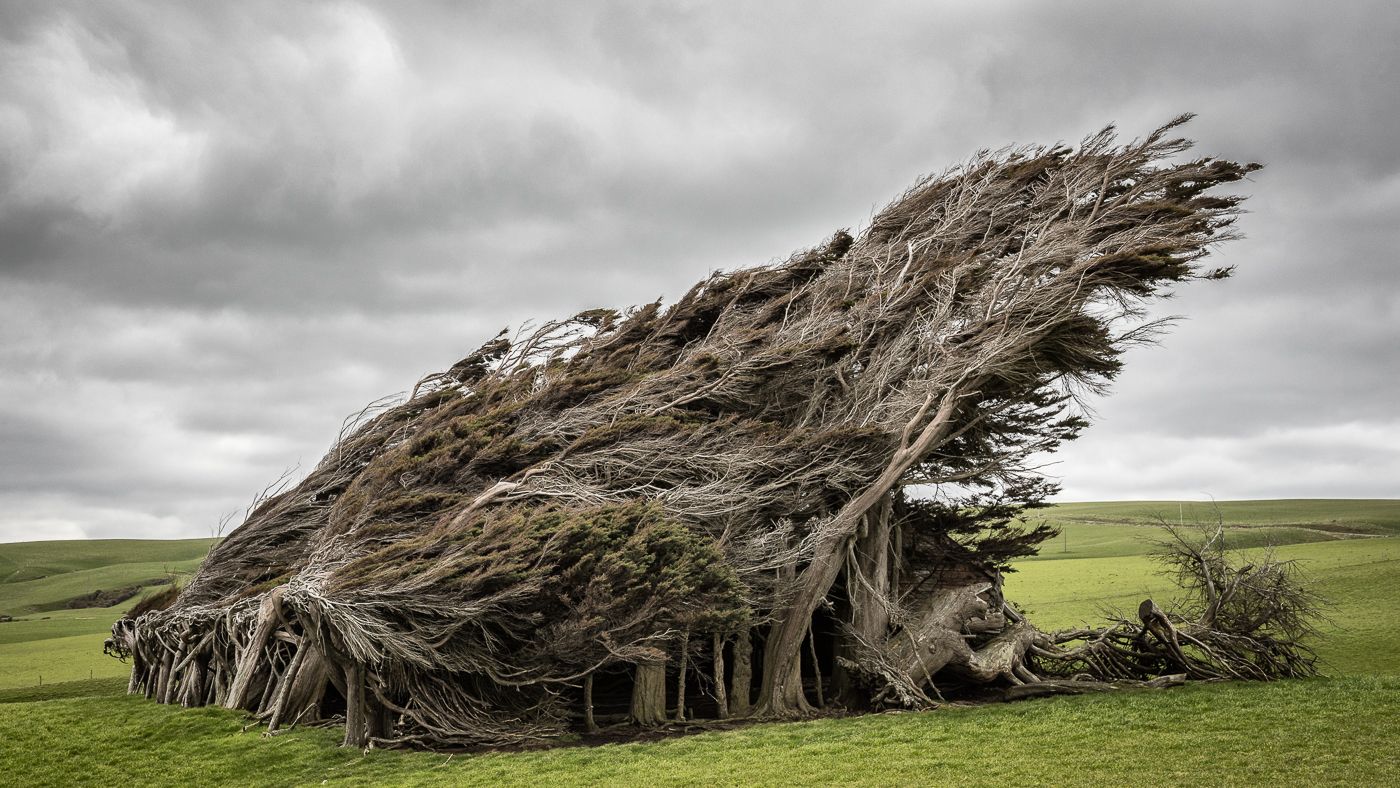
[1,502,1397,786]
[0,677,1394,786]
[0,538,212,618]
[1007,535,1400,675]
[0,632,135,689]
[0,676,125,704]
[1044,499,1400,533]
[0,599,171,688]
[0,540,211,687]
[0,564,199,616]
[0,604,137,646]
[0,538,215,584]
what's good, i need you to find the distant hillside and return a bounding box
[0,539,215,617]
[1046,499,1400,534]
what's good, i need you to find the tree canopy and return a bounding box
[109,118,1317,750]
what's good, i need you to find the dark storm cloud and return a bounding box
[1,0,1397,540]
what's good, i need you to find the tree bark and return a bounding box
[343,661,368,748]
[225,588,284,710]
[674,631,689,722]
[368,695,393,741]
[127,655,142,695]
[180,661,204,708]
[836,498,895,706]
[280,642,329,727]
[947,620,1039,683]
[729,629,753,717]
[144,658,158,700]
[761,616,811,715]
[155,651,173,705]
[583,672,598,732]
[712,634,729,719]
[267,642,309,732]
[629,660,667,726]
[885,581,994,683]
[212,659,229,706]
[759,388,970,715]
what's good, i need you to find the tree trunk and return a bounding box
[280,642,328,727]
[629,660,667,726]
[368,695,393,741]
[878,576,1041,696]
[947,620,1039,683]
[127,653,142,695]
[343,661,368,748]
[155,651,173,704]
[144,658,158,700]
[806,627,824,708]
[225,588,284,710]
[267,642,309,731]
[885,581,994,684]
[212,660,228,706]
[761,616,811,715]
[583,672,598,732]
[181,661,204,708]
[712,634,729,719]
[851,498,894,644]
[729,628,752,717]
[674,631,689,722]
[836,498,895,706]
[758,388,969,715]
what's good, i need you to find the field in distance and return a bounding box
[0,538,213,687]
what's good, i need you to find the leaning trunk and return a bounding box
[759,389,968,715]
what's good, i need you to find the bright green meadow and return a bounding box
[1,502,1396,786]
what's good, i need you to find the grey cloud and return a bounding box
[1,1,1397,541]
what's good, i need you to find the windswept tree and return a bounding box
[107,117,1316,749]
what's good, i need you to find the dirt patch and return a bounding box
[43,578,171,611]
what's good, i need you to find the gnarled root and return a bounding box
[857,583,1316,707]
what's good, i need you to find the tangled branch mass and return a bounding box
[107,117,1318,749]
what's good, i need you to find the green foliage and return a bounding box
[542,501,749,637]
[897,478,1062,571]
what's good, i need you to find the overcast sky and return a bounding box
[1,1,1397,542]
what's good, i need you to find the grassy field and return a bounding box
[0,538,214,689]
[0,538,215,587]
[1007,534,1400,675]
[1,502,1396,786]
[1,676,1394,787]
[0,538,213,616]
[1042,499,1400,534]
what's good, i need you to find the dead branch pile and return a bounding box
[107,117,1317,749]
